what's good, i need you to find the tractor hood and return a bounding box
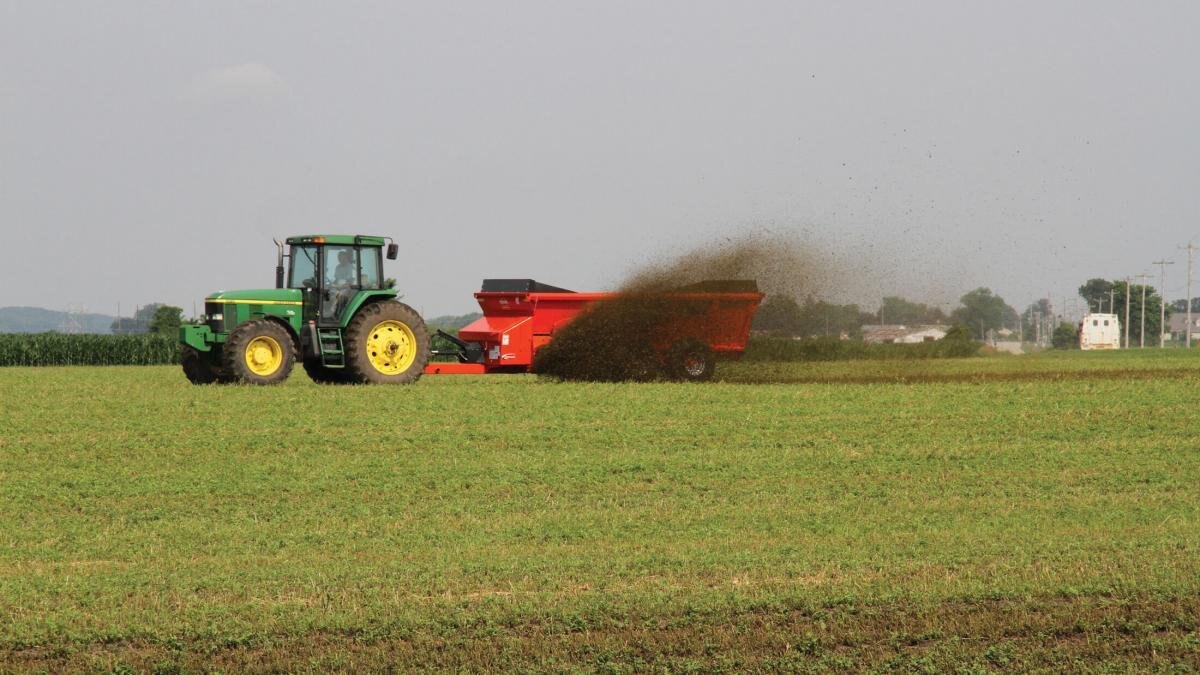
[205,288,304,305]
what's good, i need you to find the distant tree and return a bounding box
[949,288,1018,340]
[426,312,484,333]
[796,297,873,338]
[877,296,947,325]
[1169,298,1200,313]
[149,305,184,335]
[1111,281,1169,346]
[111,303,163,334]
[942,325,972,341]
[1078,278,1115,313]
[1052,322,1079,349]
[752,295,876,338]
[752,295,803,334]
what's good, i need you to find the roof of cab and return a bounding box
[285,234,388,246]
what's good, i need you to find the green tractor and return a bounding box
[180,235,430,385]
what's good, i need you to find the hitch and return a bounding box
[431,329,485,364]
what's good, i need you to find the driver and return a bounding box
[332,250,355,286]
[325,249,358,321]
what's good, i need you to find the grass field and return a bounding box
[2,350,1199,671]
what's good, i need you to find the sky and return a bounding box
[1,1,1198,320]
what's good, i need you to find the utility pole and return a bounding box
[1109,289,1115,316]
[1136,273,1149,347]
[1048,297,1056,346]
[1154,259,1175,347]
[1118,276,1128,345]
[1182,243,1198,348]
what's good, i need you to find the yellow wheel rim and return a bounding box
[244,335,283,376]
[366,320,418,375]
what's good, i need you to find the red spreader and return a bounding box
[425,279,763,380]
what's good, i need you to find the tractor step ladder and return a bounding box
[317,328,346,367]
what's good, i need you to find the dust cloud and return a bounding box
[532,234,832,381]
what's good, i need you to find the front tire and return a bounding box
[222,320,296,385]
[344,301,430,384]
[181,345,221,384]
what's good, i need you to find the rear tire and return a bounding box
[344,301,430,384]
[222,320,296,385]
[181,345,220,384]
[666,339,715,382]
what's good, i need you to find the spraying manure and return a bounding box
[533,235,822,382]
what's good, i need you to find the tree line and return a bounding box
[754,278,1174,349]
[753,287,1019,341]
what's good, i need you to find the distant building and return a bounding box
[1167,313,1200,342]
[992,341,1024,355]
[1079,313,1120,350]
[861,324,950,344]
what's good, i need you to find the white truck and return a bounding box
[1079,313,1121,350]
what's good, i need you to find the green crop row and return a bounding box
[0,333,179,366]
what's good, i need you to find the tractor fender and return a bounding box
[260,315,302,352]
[342,289,400,324]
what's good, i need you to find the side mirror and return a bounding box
[386,243,398,260]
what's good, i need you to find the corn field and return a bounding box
[0,333,179,366]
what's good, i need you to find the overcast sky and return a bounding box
[2,1,1197,319]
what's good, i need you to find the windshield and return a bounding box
[325,246,358,287]
[288,245,319,288]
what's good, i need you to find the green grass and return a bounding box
[1,350,1199,671]
[722,347,1200,383]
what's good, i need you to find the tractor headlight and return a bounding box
[205,312,226,333]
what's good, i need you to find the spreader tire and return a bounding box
[666,339,715,382]
[344,301,430,384]
[222,320,296,385]
[302,359,356,385]
[181,345,221,384]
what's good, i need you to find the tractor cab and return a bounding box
[282,235,397,326]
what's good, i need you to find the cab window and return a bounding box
[360,249,382,289]
[288,245,318,288]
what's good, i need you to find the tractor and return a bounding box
[179,235,430,385]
